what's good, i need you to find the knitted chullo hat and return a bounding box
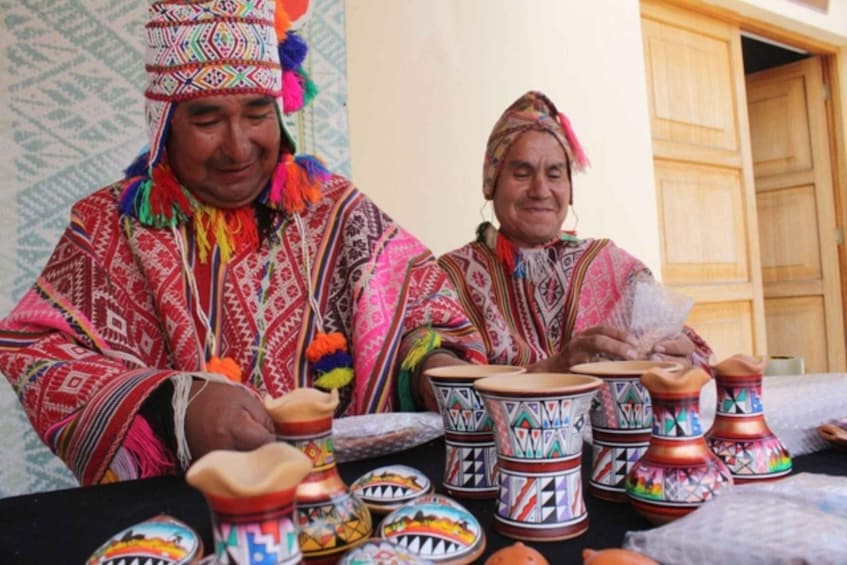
[482,90,589,202]
[121,0,325,231]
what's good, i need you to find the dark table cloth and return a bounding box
[0,438,843,564]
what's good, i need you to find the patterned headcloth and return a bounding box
[482,91,589,201]
[143,0,314,171]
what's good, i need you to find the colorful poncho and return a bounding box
[438,225,711,369]
[0,176,486,485]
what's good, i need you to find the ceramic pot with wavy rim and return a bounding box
[265,388,373,564]
[625,366,734,524]
[474,372,602,541]
[706,354,792,482]
[186,442,312,565]
[426,364,526,499]
[570,360,682,502]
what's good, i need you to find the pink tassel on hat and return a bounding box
[558,112,590,171]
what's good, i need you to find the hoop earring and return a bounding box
[564,204,579,235]
[479,200,494,224]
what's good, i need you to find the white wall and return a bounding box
[345,0,663,274]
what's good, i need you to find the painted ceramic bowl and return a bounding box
[379,499,485,564]
[351,464,433,514]
[87,514,202,565]
[339,538,433,564]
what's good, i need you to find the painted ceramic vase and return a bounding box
[474,373,602,541]
[570,360,682,502]
[379,499,486,564]
[706,354,792,482]
[185,442,312,565]
[265,388,373,564]
[426,364,526,499]
[625,366,734,524]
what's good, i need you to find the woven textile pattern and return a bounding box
[0,0,351,496]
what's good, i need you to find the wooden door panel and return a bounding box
[655,161,748,284]
[748,77,813,178]
[688,300,754,360]
[641,0,766,357]
[757,185,821,282]
[642,18,738,158]
[764,296,827,373]
[747,57,845,371]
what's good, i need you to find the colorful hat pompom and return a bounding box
[207,355,243,383]
[279,31,308,70]
[307,332,354,390]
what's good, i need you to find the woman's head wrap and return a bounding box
[482,91,589,201]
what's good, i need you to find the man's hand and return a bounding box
[185,380,276,460]
[528,326,639,373]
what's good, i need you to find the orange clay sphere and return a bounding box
[582,548,658,565]
[485,542,548,565]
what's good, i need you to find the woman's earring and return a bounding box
[564,204,579,235]
[479,200,494,224]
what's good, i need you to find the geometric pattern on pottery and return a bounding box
[297,492,371,555]
[707,436,792,476]
[443,441,498,492]
[626,463,732,504]
[290,435,335,469]
[716,386,763,415]
[435,384,491,433]
[339,540,431,565]
[590,379,652,430]
[652,404,703,438]
[590,442,648,489]
[381,502,481,561]
[488,394,592,460]
[496,468,585,526]
[215,519,300,565]
[351,465,431,504]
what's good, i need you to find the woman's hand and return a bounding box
[185,380,276,460]
[528,326,639,373]
[649,333,695,364]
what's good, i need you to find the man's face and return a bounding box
[492,130,571,248]
[166,94,281,209]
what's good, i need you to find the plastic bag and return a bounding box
[602,279,694,357]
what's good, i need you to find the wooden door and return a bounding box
[746,57,845,372]
[641,2,766,362]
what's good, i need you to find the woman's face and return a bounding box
[492,130,571,248]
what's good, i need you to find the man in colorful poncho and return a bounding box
[439,91,711,372]
[0,0,485,485]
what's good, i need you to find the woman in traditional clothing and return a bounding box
[438,91,711,375]
[0,0,485,486]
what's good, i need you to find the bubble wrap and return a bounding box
[333,412,444,463]
[700,372,847,457]
[602,280,694,357]
[623,473,847,564]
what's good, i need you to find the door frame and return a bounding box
[651,0,847,359]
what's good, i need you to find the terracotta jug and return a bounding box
[625,366,733,524]
[265,388,372,564]
[570,360,682,502]
[475,372,602,541]
[186,442,312,565]
[706,354,792,482]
